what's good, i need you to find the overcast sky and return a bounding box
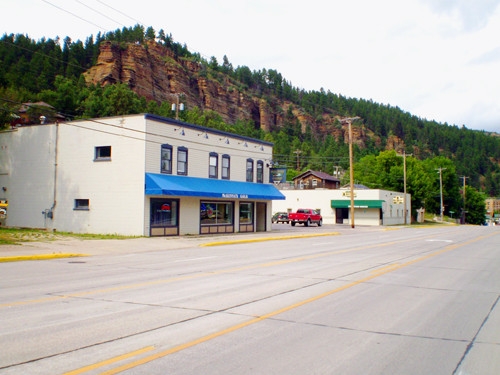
[3,0,500,132]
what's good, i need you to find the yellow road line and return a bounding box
[1,232,453,309]
[98,230,499,374]
[0,253,88,263]
[62,346,155,375]
[200,232,340,246]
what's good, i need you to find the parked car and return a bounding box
[272,212,290,224]
[288,208,322,227]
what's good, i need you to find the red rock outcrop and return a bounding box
[84,40,368,145]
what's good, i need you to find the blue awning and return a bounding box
[145,173,285,200]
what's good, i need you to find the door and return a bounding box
[256,202,267,232]
[336,208,348,224]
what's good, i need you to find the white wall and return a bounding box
[0,126,57,229]
[1,116,147,235]
[272,189,411,226]
[54,116,146,235]
[144,117,273,182]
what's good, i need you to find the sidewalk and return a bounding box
[0,225,356,261]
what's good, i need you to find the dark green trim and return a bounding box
[330,199,384,209]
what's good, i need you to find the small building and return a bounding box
[272,187,411,226]
[16,101,64,126]
[0,114,285,236]
[292,170,341,190]
[485,198,500,218]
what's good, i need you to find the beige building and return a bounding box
[485,197,500,216]
[485,197,500,224]
[0,114,284,236]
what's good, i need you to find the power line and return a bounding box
[41,0,107,32]
[96,0,144,26]
[75,0,128,29]
[1,96,271,158]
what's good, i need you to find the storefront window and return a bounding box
[151,199,178,226]
[200,201,233,225]
[239,202,253,224]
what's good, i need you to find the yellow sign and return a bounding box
[393,196,404,204]
[342,191,357,198]
[0,199,7,208]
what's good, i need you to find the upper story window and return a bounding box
[221,154,230,180]
[246,158,254,182]
[256,160,264,183]
[209,152,218,178]
[312,178,318,187]
[161,144,172,174]
[94,146,111,161]
[177,147,188,175]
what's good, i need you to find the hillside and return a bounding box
[83,40,387,148]
[1,27,499,197]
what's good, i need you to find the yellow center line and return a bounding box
[0,238,406,309]
[2,230,485,309]
[62,346,155,375]
[95,230,498,374]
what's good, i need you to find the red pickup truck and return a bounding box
[288,208,323,227]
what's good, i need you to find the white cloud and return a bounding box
[2,0,500,132]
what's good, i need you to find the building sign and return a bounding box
[270,167,287,183]
[393,196,404,204]
[222,193,249,199]
[342,191,357,198]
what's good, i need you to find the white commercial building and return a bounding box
[272,187,411,226]
[0,114,285,236]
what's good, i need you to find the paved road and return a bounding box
[1,225,499,374]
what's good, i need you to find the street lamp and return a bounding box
[340,116,360,228]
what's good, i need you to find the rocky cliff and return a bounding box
[84,40,382,149]
[84,41,267,127]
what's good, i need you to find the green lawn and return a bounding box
[0,227,134,245]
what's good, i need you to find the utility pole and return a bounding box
[293,149,302,171]
[340,116,360,229]
[333,165,342,179]
[460,176,468,224]
[398,151,412,225]
[436,167,447,222]
[167,93,185,120]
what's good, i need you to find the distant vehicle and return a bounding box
[288,208,322,227]
[272,212,289,224]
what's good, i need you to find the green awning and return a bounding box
[331,199,385,209]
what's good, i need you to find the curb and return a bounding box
[200,232,340,247]
[0,253,88,263]
[0,231,341,261]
